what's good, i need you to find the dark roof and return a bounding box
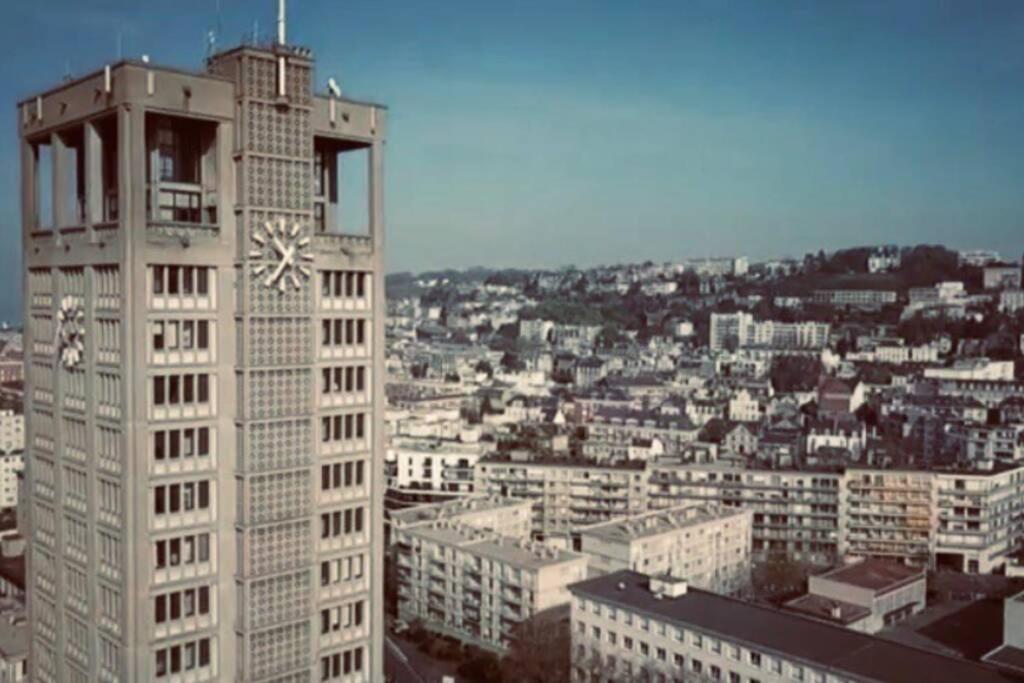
[815,559,924,594]
[987,646,1024,675]
[0,554,24,592]
[785,594,870,625]
[569,570,1021,683]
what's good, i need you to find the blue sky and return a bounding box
[1,1,1023,319]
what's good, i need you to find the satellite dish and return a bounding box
[327,77,341,98]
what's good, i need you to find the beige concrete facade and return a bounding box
[579,505,752,595]
[394,522,587,652]
[21,40,386,682]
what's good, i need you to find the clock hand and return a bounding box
[272,236,288,257]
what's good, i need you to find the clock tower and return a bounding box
[20,24,385,683]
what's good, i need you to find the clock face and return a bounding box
[250,219,314,292]
[56,295,85,369]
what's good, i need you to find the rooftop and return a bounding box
[807,561,923,600]
[785,594,871,625]
[408,524,583,571]
[579,505,747,544]
[389,495,528,527]
[570,571,1020,683]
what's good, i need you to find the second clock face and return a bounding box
[250,219,314,292]
[56,295,85,369]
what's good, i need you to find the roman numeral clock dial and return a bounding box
[250,219,314,292]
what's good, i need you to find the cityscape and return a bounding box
[1,2,1024,683]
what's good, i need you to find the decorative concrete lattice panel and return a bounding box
[247,570,312,630]
[247,520,312,576]
[247,368,312,419]
[244,56,312,107]
[247,620,311,679]
[246,270,313,315]
[246,317,313,367]
[248,470,312,525]
[243,418,313,472]
[246,156,312,211]
[247,101,312,159]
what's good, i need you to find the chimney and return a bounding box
[830,602,842,620]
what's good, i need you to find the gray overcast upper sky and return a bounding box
[1,1,1023,319]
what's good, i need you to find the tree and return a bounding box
[501,352,526,372]
[769,356,822,393]
[475,360,494,378]
[502,612,571,683]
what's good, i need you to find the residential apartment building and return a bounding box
[934,467,1024,574]
[388,496,533,543]
[394,522,587,652]
[1000,289,1024,314]
[579,505,751,595]
[583,408,700,462]
[812,289,898,309]
[389,437,482,493]
[842,469,937,566]
[475,456,649,539]
[569,570,1013,683]
[21,33,386,681]
[0,414,23,456]
[710,313,830,352]
[648,463,842,566]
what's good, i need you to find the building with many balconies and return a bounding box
[474,455,649,540]
[394,522,587,652]
[578,505,751,595]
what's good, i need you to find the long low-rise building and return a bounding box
[569,570,1019,683]
[394,522,587,652]
[646,461,1024,573]
[579,505,751,595]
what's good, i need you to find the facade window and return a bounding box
[152,319,211,352]
[321,270,369,300]
[153,426,211,461]
[153,480,211,515]
[321,366,367,396]
[154,532,211,569]
[154,637,211,678]
[321,318,367,349]
[152,373,211,408]
[151,265,212,298]
[321,413,367,445]
[154,585,211,624]
[320,554,365,587]
[320,506,365,539]
[319,646,364,681]
[319,600,365,633]
[321,460,366,492]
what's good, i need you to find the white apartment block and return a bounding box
[0,455,22,510]
[1000,289,1024,313]
[0,413,23,456]
[389,437,482,493]
[475,457,649,539]
[569,570,1010,683]
[389,496,533,543]
[710,313,830,352]
[934,468,1024,574]
[394,522,587,652]
[924,358,1015,382]
[579,505,752,595]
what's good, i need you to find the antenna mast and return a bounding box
[278,0,286,45]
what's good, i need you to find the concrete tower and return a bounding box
[19,21,386,683]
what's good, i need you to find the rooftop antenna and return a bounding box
[277,0,286,45]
